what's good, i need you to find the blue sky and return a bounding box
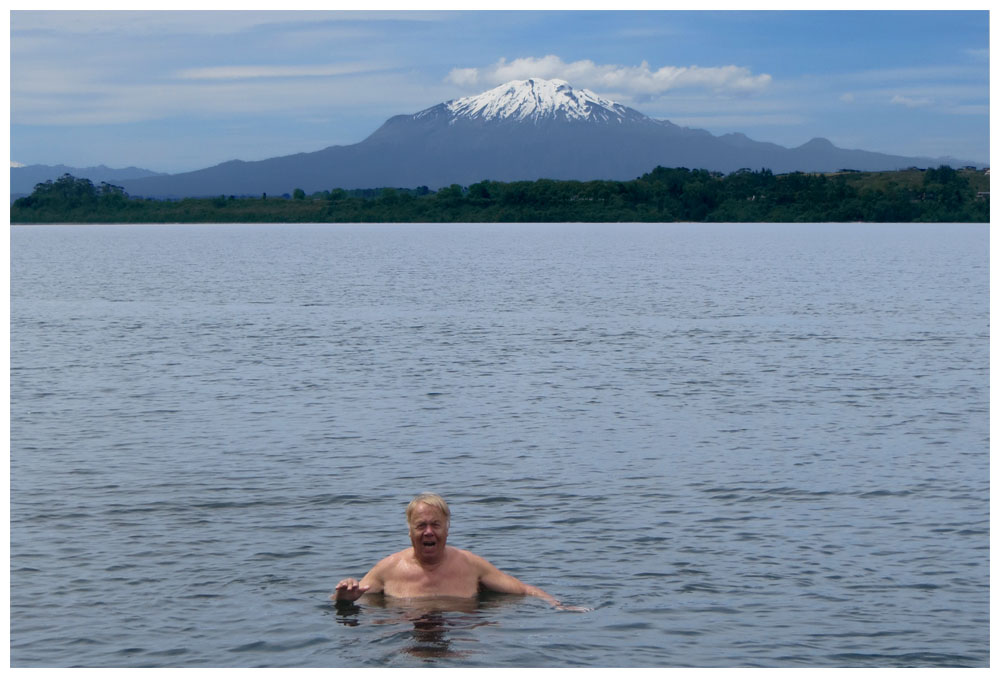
[9,9,991,174]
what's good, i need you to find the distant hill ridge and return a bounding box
[17,79,985,199]
[11,164,165,199]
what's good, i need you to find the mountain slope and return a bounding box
[117,78,979,198]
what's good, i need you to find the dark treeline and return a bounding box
[11,165,990,224]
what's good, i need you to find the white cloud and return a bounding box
[445,67,480,89]
[945,104,989,116]
[10,10,450,38]
[613,27,682,39]
[840,92,855,103]
[175,62,385,80]
[446,55,772,97]
[891,94,934,108]
[11,10,282,37]
[846,65,978,84]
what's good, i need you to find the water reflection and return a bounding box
[334,592,518,660]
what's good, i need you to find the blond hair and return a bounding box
[406,492,451,525]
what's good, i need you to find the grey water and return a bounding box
[10,222,988,667]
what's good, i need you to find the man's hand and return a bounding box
[332,578,371,602]
[555,602,592,612]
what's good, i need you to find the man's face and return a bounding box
[408,503,449,563]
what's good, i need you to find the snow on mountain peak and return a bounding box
[444,78,635,123]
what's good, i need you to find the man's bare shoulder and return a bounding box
[371,548,412,571]
[447,547,497,573]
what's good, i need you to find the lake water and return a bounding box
[10,222,989,667]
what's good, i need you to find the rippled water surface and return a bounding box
[10,222,988,667]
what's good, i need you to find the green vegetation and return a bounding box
[11,165,989,224]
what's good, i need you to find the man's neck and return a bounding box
[412,546,448,570]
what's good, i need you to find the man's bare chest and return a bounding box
[383,559,479,598]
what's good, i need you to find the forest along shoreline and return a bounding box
[10,165,990,224]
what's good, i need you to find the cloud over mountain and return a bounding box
[446,55,772,97]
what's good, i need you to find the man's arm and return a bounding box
[472,553,586,610]
[332,560,388,602]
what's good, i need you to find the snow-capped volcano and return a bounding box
[115,77,972,198]
[442,78,640,124]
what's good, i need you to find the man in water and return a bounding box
[333,492,584,610]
